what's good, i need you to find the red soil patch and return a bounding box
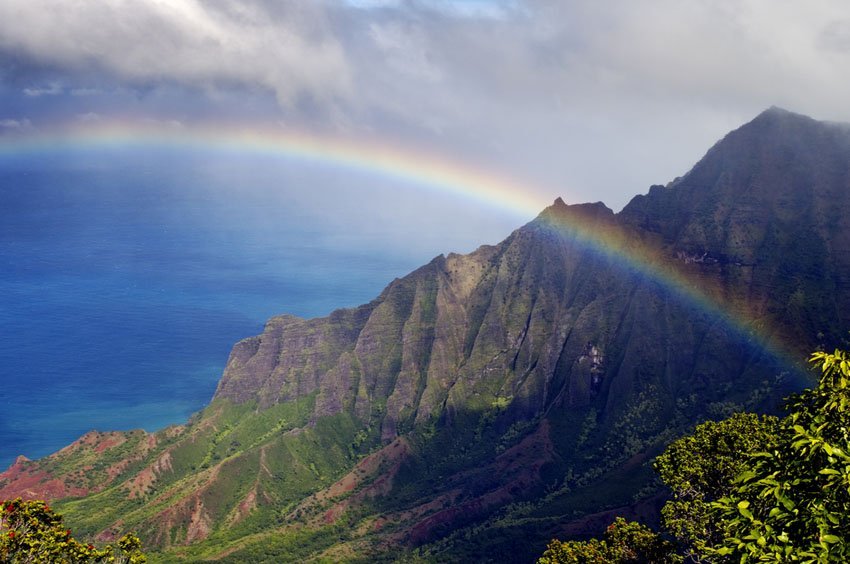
[125,451,173,499]
[0,457,89,501]
[94,434,127,454]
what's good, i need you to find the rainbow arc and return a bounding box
[0,120,808,377]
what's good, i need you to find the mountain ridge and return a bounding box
[2,107,846,562]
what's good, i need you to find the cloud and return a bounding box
[70,88,102,96]
[3,1,850,210]
[336,0,850,205]
[0,118,33,133]
[76,112,102,124]
[4,1,850,121]
[23,82,62,96]
[345,0,517,18]
[368,21,443,83]
[142,118,185,130]
[344,0,402,8]
[412,0,519,19]
[0,0,352,109]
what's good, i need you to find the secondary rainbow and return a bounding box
[0,120,808,376]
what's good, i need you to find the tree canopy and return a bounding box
[0,498,145,563]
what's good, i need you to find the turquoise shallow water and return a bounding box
[0,149,520,469]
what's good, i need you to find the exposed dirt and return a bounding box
[93,433,128,453]
[186,496,214,544]
[125,451,173,499]
[0,456,89,500]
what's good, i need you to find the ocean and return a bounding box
[0,147,521,469]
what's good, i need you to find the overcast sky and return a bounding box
[3,0,850,211]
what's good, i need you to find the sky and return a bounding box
[3,0,850,212]
[2,0,850,460]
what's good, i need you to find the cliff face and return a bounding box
[2,108,846,562]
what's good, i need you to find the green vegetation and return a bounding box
[0,498,145,563]
[654,412,779,559]
[539,518,676,564]
[44,397,368,562]
[709,349,850,561]
[539,348,850,562]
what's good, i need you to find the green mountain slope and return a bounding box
[2,108,848,562]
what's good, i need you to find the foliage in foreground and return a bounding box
[539,348,850,563]
[655,412,780,560]
[0,498,145,563]
[710,349,850,562]
[538,518,678,563]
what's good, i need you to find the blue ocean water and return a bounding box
[0,148,522,469]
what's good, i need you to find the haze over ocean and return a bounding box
[0,147,522,469]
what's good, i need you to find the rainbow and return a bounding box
[0,120,809,380]
[0,120,552,220]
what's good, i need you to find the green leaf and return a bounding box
[826,513,840,525]
[736,470,758,483]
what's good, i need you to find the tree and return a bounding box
[709,349,850,561]
[654,412,779,561]
[538,517,677,564]
[0,498,146,563]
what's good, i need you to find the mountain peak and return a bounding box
[539,198,614,226]
[741,106,823,136]
[722,107,850,161]
[545,197,611,215]
[759,105,794,117]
